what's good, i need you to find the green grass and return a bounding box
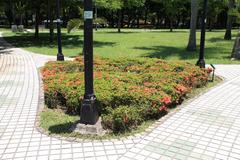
[40,108,155,140]
[40,76,222,140]
[1,28,238,64]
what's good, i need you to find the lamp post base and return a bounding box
[196,59,206,68]
[57,53,65,61]
[72,118,105,136]
[80,96,99,125]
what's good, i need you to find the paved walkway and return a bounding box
[0,33,240,160]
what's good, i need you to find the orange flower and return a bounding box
[176,85,187,94]
[74,80,81,85]
[143,82,152,87]
[123,116,129,124]
[162,96,171,105]
[44,85,49,91]
[75,56,81,61]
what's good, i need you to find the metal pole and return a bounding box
[197,0,208,68]
[56,0,64,61]
[80,0,99,125]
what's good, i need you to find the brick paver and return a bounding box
[1,33,240,160]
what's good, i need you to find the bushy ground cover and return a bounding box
[41,57,211,133]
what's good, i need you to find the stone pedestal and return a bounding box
[18,25,24,32]
[11,25,18,32]
[72,118,105,136]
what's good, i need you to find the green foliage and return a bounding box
[102,106,143,132]
[96,0,123,11]
[94,17,108,24]
[67,17,107,33]
[67,19,83,33]
[41,57,210,132]
[97,0,145,11]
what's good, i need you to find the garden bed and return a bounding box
[40,57,213,138]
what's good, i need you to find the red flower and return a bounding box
[162,96,171,105]
[184,77,189,81]
[159,105,167,112]
[207,67,213,74]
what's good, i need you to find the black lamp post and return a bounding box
[56,0,64,61]
[197,0,208,68]
[80,0,99,125]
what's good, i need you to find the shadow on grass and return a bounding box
[3,32,116,49]
[96,31,138,34]
[207,37,232,43]
[96,29,188,34]
[135,45,231,61]
[48,122,76,134]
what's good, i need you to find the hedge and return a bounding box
[41,57,210,133]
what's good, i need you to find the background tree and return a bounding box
[187,0,199,51]
[224,0,236,40]
[207,0,225,31]
[15,0,26,25]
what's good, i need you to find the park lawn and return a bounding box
[2,28,238,64]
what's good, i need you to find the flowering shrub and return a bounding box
[41,57,210,132]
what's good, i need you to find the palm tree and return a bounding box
[187,0,199,51]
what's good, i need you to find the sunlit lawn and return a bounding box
[1,28,238,64]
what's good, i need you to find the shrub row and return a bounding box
[41,57,210,132]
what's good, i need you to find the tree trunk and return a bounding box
[12,3,16,25]
[128,14,131,28]
[121,9,124,28]
[137,14,140,28]
[144,9,148,25]
[224,0,235,40]
[25,11,28,27]
[46,0,49,28]
[20,15,23,25]
[208,19,212,32]
[118,10,121,33]
[49,9,54,43]
[176,16,181,28]
[170,19,173,32]
[156,15,160,29]
[35,5,40,39]
[111,11,114,28]
[187,0,199,51]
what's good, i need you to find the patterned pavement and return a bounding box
[1,33,240,160]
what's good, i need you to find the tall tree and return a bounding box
[224,0,235,40]
[187,0,199,51]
